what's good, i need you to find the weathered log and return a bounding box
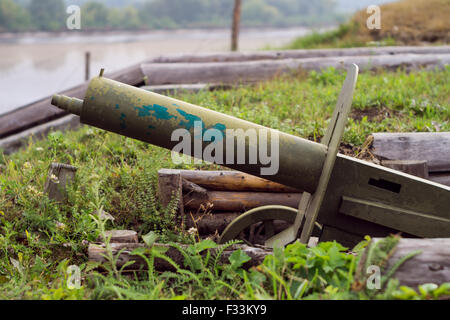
[184,212,292,235]
[141,83,208,94]
[0,63,146,139]
[0,114,80,155]
[97,230,138,243]
[185,213,240,234]
[381,160,429,179]
[151,46,450,63]
[183,191,301,212]
[157,169,184,216]
[141,83,232,94]
[88,242,272,271]
[359,238,450,289]
[43,163,77,202]
[141,54,450,85]
[173,169,301,193]
[181,178,207,196]
[372,132,450,173]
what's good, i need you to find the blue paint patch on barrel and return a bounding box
[135,104,177,120]
[176,108,226,141]
[176,108,202,131]
[208,123,227,142]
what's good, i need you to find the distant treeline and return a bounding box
[0,0,345,32]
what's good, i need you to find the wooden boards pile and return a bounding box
[87,230,450,289]
[157,168,302,236]
[372,132,450,187]
[1,45,449,153]
[140,53,450,86]
[88,229,271,271]
[151,46,450,63]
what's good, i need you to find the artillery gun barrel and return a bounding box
[52,76,327,193]
[51,73,450,242]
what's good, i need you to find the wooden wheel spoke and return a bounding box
[219,205,299,245]
[264,220,275,238]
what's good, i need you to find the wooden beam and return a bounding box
[359,238,450,289]
[184,212,292,235]
[381,160,429,179]
[157,169,184,216]
[183,191,301,212]
[141,54,450,85]
[151,46,450,63]
[140,83,232,94]
[176,169,301,193]
[97,230,138,243]
[0,63,146,139]
[185,212,239,234]
[372,132,450,173]
[44,163,77,202]
[88,242,272,271]
[0,114,80,155]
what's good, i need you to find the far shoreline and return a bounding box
[0,26,333,42]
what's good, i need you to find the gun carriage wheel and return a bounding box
[218,205,321,246]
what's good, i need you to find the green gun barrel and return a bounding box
[51,73,450,243]
[52,76,327,193]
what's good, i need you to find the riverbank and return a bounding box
[284,0,450,49]
[0,27,317,44]
[0,27,314,115]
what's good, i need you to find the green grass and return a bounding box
[0,67,449,299]
[282,23,364,49]
[283,0,450,50]
[282,22,398,50]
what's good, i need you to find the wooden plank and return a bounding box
[88,242,272,271]
[181,178,207,196]
[157,169,184,216]
[140,83,232,94]
[381,160,429,179]
[0,114,80,155]
[141,83,209,94]
[184,212,292,235]
[43,163,77,202]
[141,54,450,85]
[359,238,450,289]
[373,132,450,173]
[97,230,138,243]
[151,46,450,63]
[183,191,301,212]
[176,169,301,193]
[0,86,85,139]
[185,212,239,235]
[0,63,146,139]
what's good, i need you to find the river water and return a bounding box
[0,27,313,115]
